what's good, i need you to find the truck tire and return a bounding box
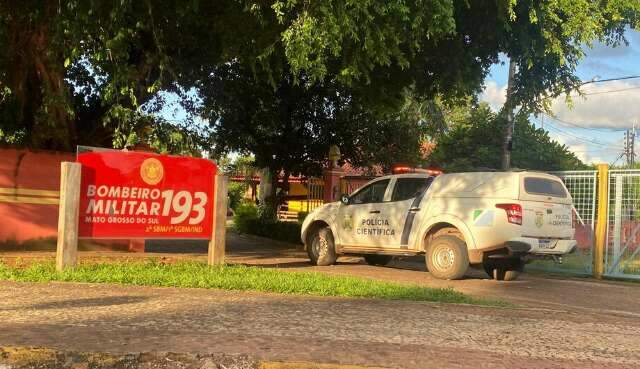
[426,235,469,280]
[484,259,524,281]
[363,255,393,266]
[308,227,337,266]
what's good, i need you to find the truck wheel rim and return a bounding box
[313,235,327,258]
[434,246,455,270]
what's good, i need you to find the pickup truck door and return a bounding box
[337,179,391,247]
[385,177,433,249]
[338,177,432,249]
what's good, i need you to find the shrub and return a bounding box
[233,201,259,233]
[233,202,302,244]
[228,181,248,210]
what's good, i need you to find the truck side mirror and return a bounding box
[340,194,350,205]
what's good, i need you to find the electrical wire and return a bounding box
[541,113,626,132]
[542,120,624,149]
[580,75,640,85]
[610,152,625,167]
[581,85,640,96]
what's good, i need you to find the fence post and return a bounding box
[208,175,228,265]
[56,162,81,271]
[593,163,609,279]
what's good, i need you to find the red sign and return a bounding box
[77,150,217,239]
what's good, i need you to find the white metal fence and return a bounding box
[605,169,640,280]
[528,171,597,275]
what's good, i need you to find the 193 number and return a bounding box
[160,190,208,224]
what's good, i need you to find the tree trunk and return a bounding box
[5,1,73,150]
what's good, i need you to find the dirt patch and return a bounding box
[0,347,259,369]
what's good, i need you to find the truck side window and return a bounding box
[351,179,390,204]
[391,178,432,202]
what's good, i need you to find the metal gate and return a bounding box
[605,169,640,280]
[305,177,324,212]
[528,170,597,275]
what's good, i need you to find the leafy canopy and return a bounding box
[430,103,586,172]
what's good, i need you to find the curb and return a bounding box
[261,361,391,369]
[0,347,393,369]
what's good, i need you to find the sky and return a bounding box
[480,30,640,165]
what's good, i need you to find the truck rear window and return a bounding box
[524,177,567,198]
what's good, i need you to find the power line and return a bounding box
[611,152,625,167]
[580,75,640,86]
[581,85,640,96]
[541,113,626,132]
[543,120,624,149]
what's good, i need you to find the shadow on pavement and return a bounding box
[27,296,150,310]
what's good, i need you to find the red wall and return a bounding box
[0,148,74,242]
[0,148,139,251]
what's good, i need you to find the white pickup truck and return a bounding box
[300,170,576,281]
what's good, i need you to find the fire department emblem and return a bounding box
[535,212,544,228]
[342,214,353,231]
[140,158,164,185]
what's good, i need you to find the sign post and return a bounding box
[208,174,228,265]
[56,162,81,271]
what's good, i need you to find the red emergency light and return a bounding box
[391,164,443,176]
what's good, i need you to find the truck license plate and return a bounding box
[538,239,556,249]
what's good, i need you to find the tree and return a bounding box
[429,103,586,172]
[0,1,253,151]
[200,62,431,177]
[1,1,637,157]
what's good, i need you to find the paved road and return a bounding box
[1,281,640,369]
[225,233,640,318]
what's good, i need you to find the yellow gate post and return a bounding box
[593,163,609,279]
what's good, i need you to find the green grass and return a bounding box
[0,261,507,306]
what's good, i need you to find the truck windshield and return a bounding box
[524,177,567,198]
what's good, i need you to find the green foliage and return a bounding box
[430,103,586,172]
[233,202,301,244]
[0,261,505,305]
[233,202,259,232]
[228,182,249,211]
[202,62,431,176]
[244,219,302,244]
[1,0,638,160]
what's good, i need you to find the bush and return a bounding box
[233,202,302,244]
[233,201,259,232]
[228,181,248,210]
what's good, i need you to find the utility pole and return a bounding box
[633,123,636,167]
[623,126,636,166]
[501,58,517,170]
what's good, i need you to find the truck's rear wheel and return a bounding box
[363,255,393,266]
[426,235,469,280]
[308,227,337,266]
[483,258,524,281]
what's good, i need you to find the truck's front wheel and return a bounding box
[308,227,337,266]
[426,235,469,280]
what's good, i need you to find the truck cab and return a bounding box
[301,170,577,281]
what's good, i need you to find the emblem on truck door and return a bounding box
[535,212,544,228]
[342,214,353,231]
